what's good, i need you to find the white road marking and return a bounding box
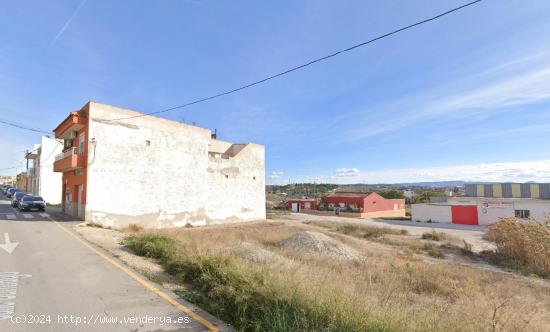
[0,272,32,321]
[5,214,15,220]
[0,233,19,254]
[22,214,33,219]
[39,213,49,217]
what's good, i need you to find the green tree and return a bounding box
[378,189,405,199]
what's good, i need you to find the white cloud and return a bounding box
[333,168,360,177]
[329,160,550,184]
[269,171,284,179]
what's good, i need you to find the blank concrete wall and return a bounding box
[206,144,266,224]
[411,204,452,223]
[86,103,212,228]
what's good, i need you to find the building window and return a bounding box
[78,133,85,155]
[514,210,530,219]
[253,176,256,180]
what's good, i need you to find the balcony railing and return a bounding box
[55,147,77,162]
[53,147,84,172]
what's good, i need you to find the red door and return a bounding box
[451,205,478,225]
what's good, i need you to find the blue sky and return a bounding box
[1,0,550,184]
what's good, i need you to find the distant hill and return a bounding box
[338,181,472,189]
[392,181,471,187]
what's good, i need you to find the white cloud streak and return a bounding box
[52,0,88,44]
[336,50,550,143]
[333,168,360,177]
[325,160,550,184]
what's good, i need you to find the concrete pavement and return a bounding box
[0,196,224,332]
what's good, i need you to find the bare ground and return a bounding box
[75,217,550,331]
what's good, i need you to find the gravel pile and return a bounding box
[229,242,292,266]
[278,231,360,260]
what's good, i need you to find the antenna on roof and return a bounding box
[211,129,217,140]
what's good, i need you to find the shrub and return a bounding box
[126,224,143,233]
[335,223,408,239]
[461,240,474,257]
[124,234,177,260]
[485,218,550,277]
[422,230,446,241]
[422,243,445,259]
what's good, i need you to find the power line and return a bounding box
[0,119,51,135]
[0,166,19,171]
[105,0,483,122]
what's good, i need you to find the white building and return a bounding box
[52,102,266,228]
[412,196,550,226]
[25,136,63,204]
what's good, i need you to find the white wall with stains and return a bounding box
[84,102,265,228]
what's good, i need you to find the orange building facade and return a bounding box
[53,104,89,218]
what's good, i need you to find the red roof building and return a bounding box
[323,192,405,217]
[287,199,319,212]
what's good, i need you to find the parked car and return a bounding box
[18,195,46,212]
[1,185,12,195]
[6,188,20,198]
[11,192,28,208]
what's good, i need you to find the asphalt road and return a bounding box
[0,195,219,332]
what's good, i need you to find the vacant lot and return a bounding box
[123,217,550,332]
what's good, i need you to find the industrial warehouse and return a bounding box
[412,183,550,225]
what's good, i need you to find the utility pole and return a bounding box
[25,149,29,192]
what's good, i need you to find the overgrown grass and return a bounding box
[337,223,408,238]
[421,230,446,241]
[141,270,163,285]
[485,218,550,278]
[308,220,408,239]
[460,240,475,257]
[125,223,143,233]
[86,222,111,229]
[122,221,550,331]
[125,234,370,331]
[124,234,176,259]
[421,243,445,259]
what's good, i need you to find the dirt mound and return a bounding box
[229,242,292,266]
[278,231,360,260]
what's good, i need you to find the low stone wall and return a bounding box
[299,209,362,218]
[363,209,406,218]
[298,209,406,219]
